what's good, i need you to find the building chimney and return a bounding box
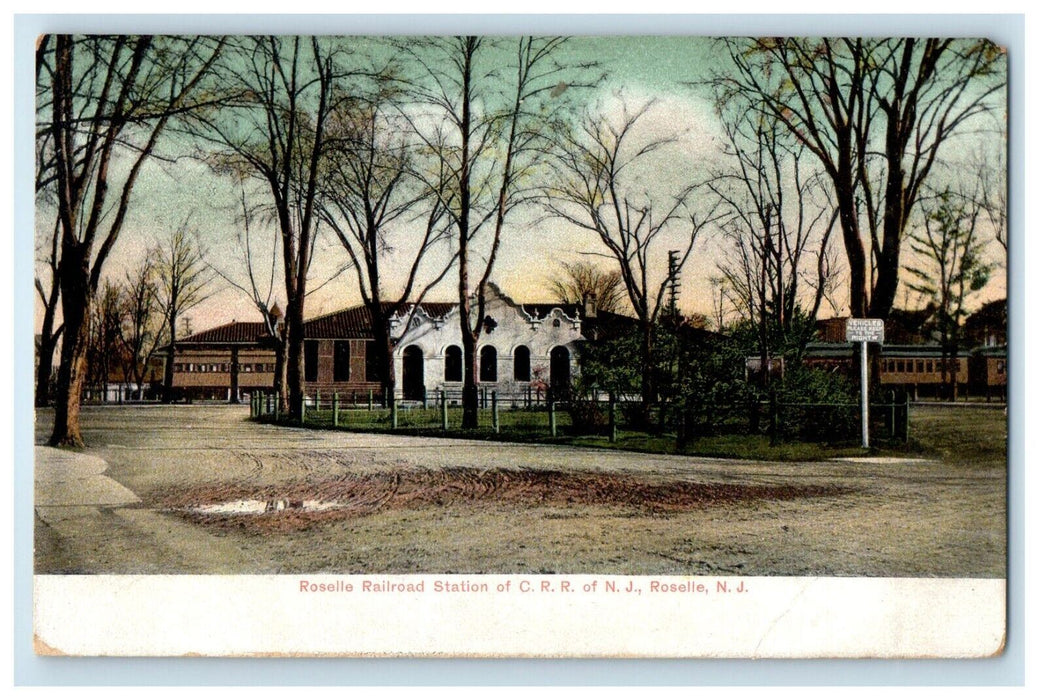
[582,292,596,319]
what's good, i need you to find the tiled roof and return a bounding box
[305,302,454,338]
[176,321,271,345]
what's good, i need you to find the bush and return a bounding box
[775,365,858,442]
[565,394,608,434]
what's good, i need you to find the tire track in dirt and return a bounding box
[158,466,854,534]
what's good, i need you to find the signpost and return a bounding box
[846,318,885,449]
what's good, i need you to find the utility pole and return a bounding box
[667,250,681,321]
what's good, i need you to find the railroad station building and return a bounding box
[162,283,625,403]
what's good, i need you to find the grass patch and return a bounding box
[257,404,969,463]
[907,404,1008,467]
[569,432,878,462]
[255,402,1006,466]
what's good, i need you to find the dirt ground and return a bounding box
[33,404,1007,576]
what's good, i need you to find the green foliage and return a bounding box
[575,330,643,398]
[777,362,852,405]
[674,329,753,435]
[774,363,859,442]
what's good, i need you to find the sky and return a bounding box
[34,34,1009,336]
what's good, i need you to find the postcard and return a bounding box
[30,30,1009,658]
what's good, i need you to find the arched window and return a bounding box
[480,346,498,382]
[514,346,531,382]
[444,346,463,382]
[550,345,571,399]
[402,345,425,401]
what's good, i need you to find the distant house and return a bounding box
[965,298,1007,348]
[816,304,936,345]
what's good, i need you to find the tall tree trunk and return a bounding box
[869,132,906,319]
[286,293,306,420]
[457,41,478,430]
[272,334,288,412]
[366,301,396,400]
[35,275,62,407]
[48,249,91,447]
[461,325,478,428]
[229,347,240,403]
[163,312,177,403]
[835,180,868,319]
[35,333,59,408]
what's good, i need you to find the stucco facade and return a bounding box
[391,284,585,404]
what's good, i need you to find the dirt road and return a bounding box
[34,404,1006,576]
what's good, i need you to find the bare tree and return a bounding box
[544,98,723,406]
[716,38,1006,321]
[317,71,455,399]
[972,141,1008,255]
[208,188,287,402]
[905,190,993,400]
[708,107,840,375]
[187,35,346,419]
[402,36,592,428]
[84,280,124,403]
[38,34,224,446]
[547,260,625,313]
[709,276,729,333]
[153,225,214,402]
[116,259,166,400]
[34,218,64,407]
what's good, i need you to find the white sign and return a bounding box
[846,318,885,343]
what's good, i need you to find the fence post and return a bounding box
[492,390,500,433]
[526,386,532,408]
[274,394,280,421]
[300,394,307,425]
[769,388,778,446]
[391,398,398,429]
[352,390,357,407]
[549,400,557,438]
[368,390,373,411]
[889,390,896,438]
[609,392,617,443]
[903,392,910,442]
[441,390,448,432]
[423,387,428,410]
[333,392,340,427]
